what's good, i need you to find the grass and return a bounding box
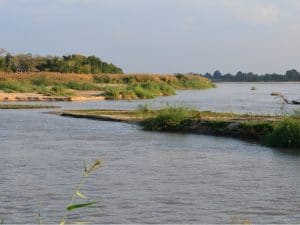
[141,106,197,131]
[0,104,60,109]
[264,118,300,148]
[103,82,176,100]
[59,159,102,225]
[0,72,214,99]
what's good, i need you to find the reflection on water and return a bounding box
[1,83,300,224]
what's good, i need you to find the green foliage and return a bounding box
[141,106,197,131]
[103,86,125,100]
[238,122,274,140]
[103,82,175,100]
[31,76,51,86]
[0,53,123,74]
[59,159,102,225]
[64,81,98,90]
[0,80,31,92]
[175,74,215,89]
[36,85,74,97]
[265,118,300,148]
[67,202,99,211]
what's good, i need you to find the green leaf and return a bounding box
[86,159,102,175]
[67,202,98,211]
[0,218,4,225]
[76,190,87,199]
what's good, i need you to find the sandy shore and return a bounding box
[0,91,105,102]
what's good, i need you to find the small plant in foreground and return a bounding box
[59,159,102,225]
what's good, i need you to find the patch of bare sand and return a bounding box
[0,91,105,102]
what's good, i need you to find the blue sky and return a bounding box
[1,0,300,74]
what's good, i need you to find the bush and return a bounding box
[103,86,125,100]
[141,106,196,131]
[264,118,300,148]
[159,83,175,96]
[131,84,156,99]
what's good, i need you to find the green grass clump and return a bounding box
[31,76,51,86]
[103,86,125,100]
[141,106,197,131]
[64,81,99,90]
[173,74,216,89]
[0,80,32,93]
[103,82,175,100]
[37,85,74,97]
[265,118,300,148]
[238,122,274,140]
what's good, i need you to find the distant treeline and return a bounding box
[202,70,300,82]
[0,53,123,74]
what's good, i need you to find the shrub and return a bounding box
[264,118,300,148]
[159,83,175,96]
[131,84,156,99]
[141,106,196,131]
[103,86,125,100]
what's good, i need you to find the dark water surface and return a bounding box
[1,83,300,224]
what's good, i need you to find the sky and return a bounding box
[1,0,300,74]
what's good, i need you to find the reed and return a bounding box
[59,159,102,225]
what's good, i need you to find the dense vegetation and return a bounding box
[99,74,214,100]
[0,53,122,74]
[0,72,214,98]
[202,69,300,82]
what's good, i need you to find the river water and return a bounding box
[0,83,300,224]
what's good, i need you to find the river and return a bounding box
[0,82,300,224]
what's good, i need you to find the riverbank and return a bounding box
[53,107,300,149]
[0,72,214,102]
[0,91,105,102]
[0,104,60,109]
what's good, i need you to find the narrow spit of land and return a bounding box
[0,104,60,109]
[53,108,300,149]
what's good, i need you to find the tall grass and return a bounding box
[59,159,102,225]
[0,72,214,98]
[264,118,300,148]
[93,73,214,89]
[141,106,197,131]
[104,82,176,100]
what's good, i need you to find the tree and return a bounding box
[286,69,300,81]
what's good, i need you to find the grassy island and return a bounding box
[55,106,300,149]
[0,72,214,101]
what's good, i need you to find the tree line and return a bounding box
[203,70,300,82]
[0,52,123,74]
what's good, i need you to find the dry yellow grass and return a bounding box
[0,72,94,83]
